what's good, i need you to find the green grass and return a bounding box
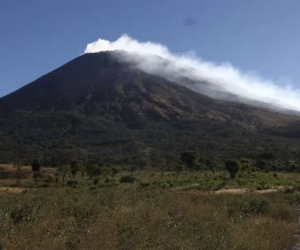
[2,164,300,192]
[157,170,300,191]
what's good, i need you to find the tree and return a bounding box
[31,159,42,185]
[259,152,275,160]
[132,156,149,171]
[31,159,41,173]
[111,166,120,178]
[121,157,129,168]
[50,156,58,168]
[205,158,216,173]
[293,151,300,171]
[180,151,200,170]
[224,159,241,179]
[57,165,70,184]
[149,151,167,170]
[175,164,185,176]
[129,165,138,173]
[70,160,79,179]
[240,158,254,173]
[86,164,103,184]
[15,162,22,186]
[79,163,87,178]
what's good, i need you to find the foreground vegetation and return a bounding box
[1,163,300,249]
[0,185,299,250]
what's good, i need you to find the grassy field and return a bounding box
[1,165,300,249]
[0,186,299,250]
[2,164,300,191]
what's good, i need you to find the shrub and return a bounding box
[66,238,80,250]
[270,203,297,222]
[224,159,241,179]
[139,182,151,188]
[67,180,79,187]
[10,203,33,225]
[226,194,270,218]
[31,159,41,173]
[286,192,300,204]
[45,174,55,183]
[119,175,135,183]
[161,182,169,188]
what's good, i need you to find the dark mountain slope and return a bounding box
[0,51,299,164]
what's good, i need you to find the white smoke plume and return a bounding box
[84,34,300,112]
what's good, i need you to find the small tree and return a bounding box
[224,159,241,180]
[120,157,129,168]
[70,160,79,180]
[129,165,138,174]
[86,164,103,184]
[111,166,120,178]
[79,164,87,178]
[31,159,41,173]
[57,165,70,184]
[240,158,254,173]
[15,162,22,186]
[205,158,216,173]
[180,151,200,170]
[175,164,185,176]
[50,156,58,168]
[31,159,41,184]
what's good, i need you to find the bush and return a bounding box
[224,159,241,179]
[66,239,80,250]
[286,192,300,204]
[67,180,79,187]
[226,194,270,218]
[10,203,33,225]
[161,182,169,188]
[45,174,55,183]
[119,175,135,183]
[270,203,297,222]
[139,182,151,188]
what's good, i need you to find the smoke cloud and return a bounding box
[84,34,300,112]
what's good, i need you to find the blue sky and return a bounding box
[1,0,300,97]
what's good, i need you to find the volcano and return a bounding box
[0,51,299,163]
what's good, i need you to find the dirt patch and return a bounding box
[255,189,278,194]
[213,188,250,195]
[173,186,291,195]
[0,187,26,195]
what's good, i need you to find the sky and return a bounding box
[1,0,300,98]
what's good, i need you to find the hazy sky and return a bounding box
[1,0,300,98]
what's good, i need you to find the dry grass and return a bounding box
[0,186,298,250]
[0,187,25,195]
[0,166,299,249]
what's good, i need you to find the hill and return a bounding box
[0,51,300,166]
